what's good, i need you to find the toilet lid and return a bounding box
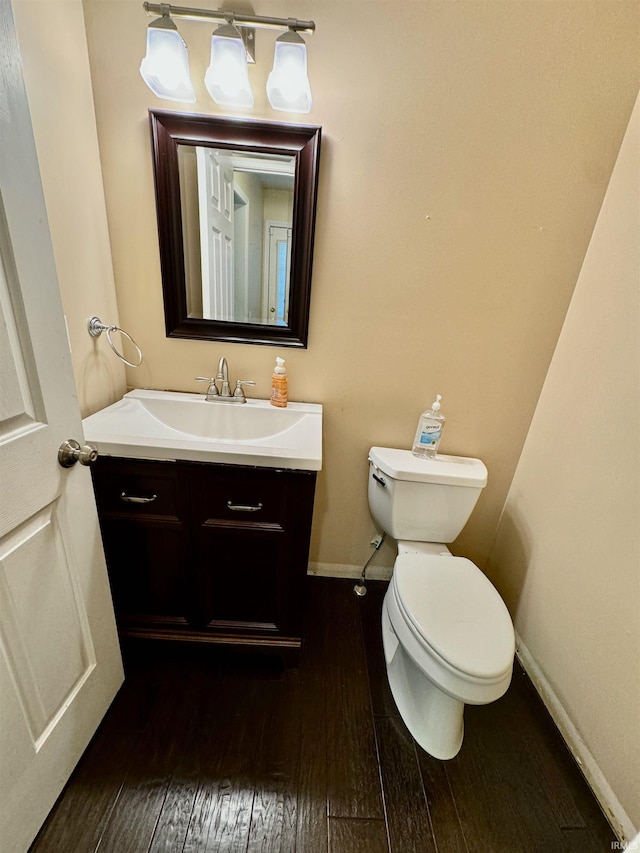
[393,554,514,680]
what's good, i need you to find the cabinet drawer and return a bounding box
[92,458,183,519]
[193,466,287,525]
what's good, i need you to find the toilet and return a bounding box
[368,446,515,760]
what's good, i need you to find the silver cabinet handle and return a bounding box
[227,501,263,512]
[120,492,157,504]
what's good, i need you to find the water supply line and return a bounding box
[353,533,386,597]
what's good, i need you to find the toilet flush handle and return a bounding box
[368,457,386,487]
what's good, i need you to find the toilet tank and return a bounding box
[368,447,488,543]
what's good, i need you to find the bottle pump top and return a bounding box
[274,357,286,374]
[430,394,442,412]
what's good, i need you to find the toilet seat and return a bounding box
[392,553,514,681]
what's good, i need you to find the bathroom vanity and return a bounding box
[91,456,315,658]
[83,389,323,660]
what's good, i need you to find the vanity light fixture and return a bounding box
[139,12,196,103]
[205,23,254,108]
[266,30,311,113]
[141,2,315,112]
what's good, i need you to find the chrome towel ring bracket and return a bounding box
[87,316,143,368]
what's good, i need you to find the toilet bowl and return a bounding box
[383,551,514,758]
[368,446,515,759]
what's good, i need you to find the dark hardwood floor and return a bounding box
[29,577,616,853]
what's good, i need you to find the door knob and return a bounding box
[58,439,98,468]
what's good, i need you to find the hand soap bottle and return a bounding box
[412,394,445,459]
[270,357,288,408]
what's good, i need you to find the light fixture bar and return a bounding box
[143,2,315,33]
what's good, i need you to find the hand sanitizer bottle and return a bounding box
[412,395,445,459]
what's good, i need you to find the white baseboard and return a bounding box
[516,633,637,844]
[308,561,393,581]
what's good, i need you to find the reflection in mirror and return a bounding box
[178,146,294,325]
[149,110,321,348]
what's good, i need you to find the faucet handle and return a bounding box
[233,380,255,402]
[195,376,219,396]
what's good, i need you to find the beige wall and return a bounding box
[487,94,640,838]
[13,0,126,416]
[80,0,639,574]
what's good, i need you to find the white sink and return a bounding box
[82,389,323,470]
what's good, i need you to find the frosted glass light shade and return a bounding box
[140,16,196,103]
[267,31,312,114]
[204,24,254,108]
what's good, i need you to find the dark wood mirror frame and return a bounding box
[149,110,321,348]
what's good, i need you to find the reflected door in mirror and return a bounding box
[179,146,294,325]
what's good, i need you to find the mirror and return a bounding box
[149,110,321,347]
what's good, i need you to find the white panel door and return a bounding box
[197,146,235,321]
[0,2,123,851]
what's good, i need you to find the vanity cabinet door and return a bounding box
[91,457,192,634]
[190,464,316,642]
[196,530,286,632]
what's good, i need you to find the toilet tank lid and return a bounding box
[368,447,488,488]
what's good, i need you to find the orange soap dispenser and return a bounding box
[270,357,288,408]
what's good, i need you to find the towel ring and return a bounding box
[87,316,143,368]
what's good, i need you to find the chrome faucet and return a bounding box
[216,356,231,397]
[195,357,255,403]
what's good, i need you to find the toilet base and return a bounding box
[382,592,465,760]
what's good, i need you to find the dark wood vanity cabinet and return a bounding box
[91,456,316,658]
